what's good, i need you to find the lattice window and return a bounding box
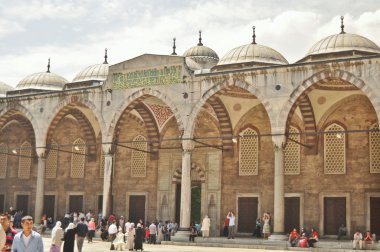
[370,123,380,173]
[71,138,86,178]
[239,128,258,176]
[18,141,32,179]
[46,140,58,178]
[0,143,8,178]
[324,123,346,174]
[284,126,301,175]
[131,135,147,177]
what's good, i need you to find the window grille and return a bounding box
[71,138,86,178]
[0,143,8,178]
[239,128,258,176]
[284,126,301,175]
[324,123,345,174]
[131,135,147,177]
[46,140,58,178]
[19,141,32,179]
[370,123,380,173]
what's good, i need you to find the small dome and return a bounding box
[72,63,109,82]
[217,43,289,66]
[183,31,219,69]
[16,72,67,91]
[0,81,13,97]
[299,17,380,62]
[306,33,380,56]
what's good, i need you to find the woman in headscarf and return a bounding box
[134,223,145,251]
[63,223,77,252]
[51,221,64,252]
[126,223,135,251]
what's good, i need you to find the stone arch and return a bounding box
[45,103,98,158]
[106,88,185,144]
[0,105,38,152]
[188,78,275,142]
[279,70,380,137]
[172,163,206,184]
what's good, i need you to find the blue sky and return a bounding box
[0,0,379,86]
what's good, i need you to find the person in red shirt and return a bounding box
[0,214,16,252]
[308,228,319,247]
[288,228,299,247]
[363,231,374,250]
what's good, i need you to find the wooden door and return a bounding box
[69,195,83,213]
[16,195,29,215]
[324,197,346,235]
[43,195,55,219]
[238,197,258,233]
[129,195,145,224]
[0,195,4,213]
[175,184,181,223]
[191,186,201,223]
[370,197,380,235]
[285,197,300,234]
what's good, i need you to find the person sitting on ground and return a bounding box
[337,224,347,240]
[353,229,363,250]
[189,223,197,242]
[363,230,374,250]
[308,228,319,248]
[298,232,309,248]
[288,228,299,247]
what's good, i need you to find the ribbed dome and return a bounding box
[16,72,67,91]
[307,33,380,56]
[72,63,109,82]
[0,81,13,97]
[218,43,288,66]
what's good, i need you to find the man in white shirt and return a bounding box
[227,211,236,239]
[353,230,363,250]
[149,222,157,244]
[108,220,118,250]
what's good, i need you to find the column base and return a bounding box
[171,228,191,242]
[268,233,288,241]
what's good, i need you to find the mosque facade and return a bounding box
[0,19,380,237]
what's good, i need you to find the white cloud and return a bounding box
[0,19,24,37]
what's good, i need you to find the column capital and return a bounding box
[182,139,194,152]
[272,134,286,150]
[36,148,46,159]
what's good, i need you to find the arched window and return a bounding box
[0,143,8,178]
[46,140,58,178]
[239,128,258,176]
[369,123,380,173]
[19,141,32,179]
[131,135,147,177]
[324,123,346,174]
[284,126,301,175]
[71,138,86,178]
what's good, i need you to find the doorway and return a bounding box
[43,195,55,219]
[16,195,29,215]
[370,197,380,235]
[285,197,300,233]
[69,195,83,213]
[191,185,201,224]
[129,195,145,224]
[237,197,258,233]
[324,197,346,235]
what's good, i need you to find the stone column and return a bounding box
[172,139,193,241]
[102,153,113,218]
[270,135,287,240]
[34,154,46,221]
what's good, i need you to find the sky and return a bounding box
[0,0,379,87]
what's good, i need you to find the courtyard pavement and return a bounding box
[39,236,287,252]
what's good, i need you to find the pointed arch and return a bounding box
[172,163,206,184]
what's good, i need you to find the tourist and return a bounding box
[363,230,374,250]
[126,223,136,250]
[1,213,16,252]
[288,228,299,247]
[254,218,262,238]
[0,220,6,251]
[12,216,44,252]
[262,212,271,239]
[134,223,145,251]
[337,223,347,240]
[50,221,64,252]
[149,221,157,244]
[227,211,236,239]
[189,222,197,242]
[201,215,211,238]
[63,223,76,252]
[113,227,125,251]
[87,217,96,243]
[76,217,88,252]
[308,228,319,247]
[108,220,118,250]
[353,229,363,250]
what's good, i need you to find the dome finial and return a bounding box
[103,48,108,64]
[171,37,177,55]
[340,16,345,34]
[198,30,203,46]
[252,26,257,44]
[47,58,51,73]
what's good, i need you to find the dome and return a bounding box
[299,17,380,62]
[183,31,219,69]
[16,72,67,91]
[185,58,202,71]
[72,63,109,82]
[217,43,289,66]
[306,33,380,56]
[0,81,13,97]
